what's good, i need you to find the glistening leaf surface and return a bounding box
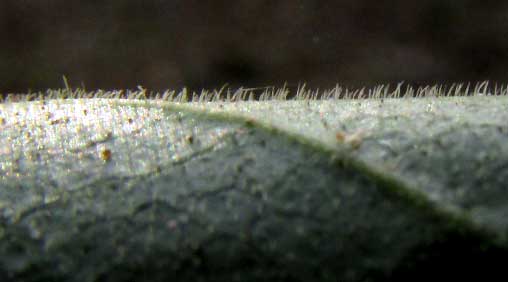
[0,97,506,281]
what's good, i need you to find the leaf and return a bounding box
[0,94,507,281]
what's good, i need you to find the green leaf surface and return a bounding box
[0,95,507,281]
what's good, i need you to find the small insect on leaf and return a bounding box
[335,132,346,142]
[348,136,363,150]
[43,111,55,121]
[335,130,365,150]
[100,148,112,162]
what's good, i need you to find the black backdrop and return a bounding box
[1,0,508,93]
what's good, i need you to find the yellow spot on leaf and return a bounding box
[100,148,112,161]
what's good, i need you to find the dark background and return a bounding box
[1,0,508,93]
